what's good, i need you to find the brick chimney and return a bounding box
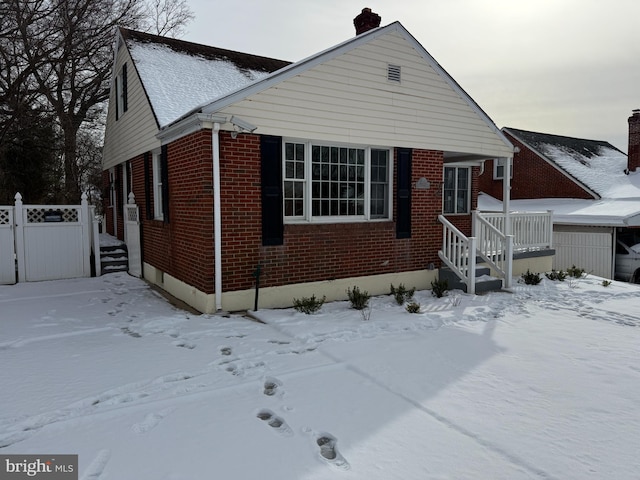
[354,8,381,35]
[628,109,640,172]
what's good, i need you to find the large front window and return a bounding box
[284,141,391,221]
[443,166,470,214]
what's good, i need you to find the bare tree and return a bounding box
[143,0,194,37]
[1,0,194,204]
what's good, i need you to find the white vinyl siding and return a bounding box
[103,42,160,170]
[216,30,512,159]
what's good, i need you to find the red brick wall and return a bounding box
[219,134,461,293]
[129,131,216,293]
[478,132,594,200]
[111,130,478,296]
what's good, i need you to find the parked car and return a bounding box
[615,238,640,283]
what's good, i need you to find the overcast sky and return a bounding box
[185,0,639,153]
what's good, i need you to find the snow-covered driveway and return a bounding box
[1,273,639,479]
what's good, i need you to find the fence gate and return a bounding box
[14,193,94,282]
[0,207,16,284]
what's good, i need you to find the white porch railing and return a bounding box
[478,210,553,252]
[438,215,477,294]
[473,212,513,288]
[439,211,552,294]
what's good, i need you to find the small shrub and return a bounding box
[546,269,567,281]
[292,294,326,314]
[390,283,416,305]
[521,269,542,285]
[566,265,585,278]
[347,285,370,310]
[448,293,462,307]
[431,279,449,298]
[602,280,612,287]
[405,301,421,313]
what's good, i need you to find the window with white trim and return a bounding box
[115,63,127,120]
[283,141,391,221]
[443,166,470,214]
[152,151,163,220]
[493,158,511,180]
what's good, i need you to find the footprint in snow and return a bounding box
[132,409,174,434]
[263,377,282,397]
[256,409,293,437]
[220,347,232,356]
[316,434,350,470]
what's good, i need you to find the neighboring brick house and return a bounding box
[479,127,627,201]
[102,9,516,312]
[478,117,640,280]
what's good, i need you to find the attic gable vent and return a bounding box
[387,64,401,83]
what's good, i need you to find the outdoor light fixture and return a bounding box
[230,116,257,137]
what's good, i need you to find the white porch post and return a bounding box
[503,157,513,287]
[80,193,91,277]
[502,157,512,236]
[14,193,25,282]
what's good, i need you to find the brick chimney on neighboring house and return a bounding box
[628,109,640,172]
[354,8,381,35]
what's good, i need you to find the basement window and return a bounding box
[387,64,401,83]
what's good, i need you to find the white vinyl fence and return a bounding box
[0,193,100,284]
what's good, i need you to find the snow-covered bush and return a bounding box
[293,294,326,314]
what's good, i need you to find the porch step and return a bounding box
[100,243,129,274]
[438,266,503,294]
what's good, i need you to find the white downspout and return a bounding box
[212,123,223,312]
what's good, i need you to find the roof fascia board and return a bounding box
[502,127,600,199]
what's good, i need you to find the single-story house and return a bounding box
[479,116,640,279]
[102,8,551,313]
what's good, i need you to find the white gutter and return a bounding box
[212,123,223,312]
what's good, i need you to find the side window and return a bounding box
[152,151,163,220]
[443,166,470,214]
[493,158,511,180]
[115,62,128,120]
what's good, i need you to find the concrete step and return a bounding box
[99,244,128,274]
[438,266,503,294]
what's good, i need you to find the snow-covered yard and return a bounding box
[1,272,639,479]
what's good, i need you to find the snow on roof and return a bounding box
[504,128,638,199]
[478,192,640,227]
[123,30,290,127]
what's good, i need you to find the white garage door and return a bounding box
[553,227,613,279]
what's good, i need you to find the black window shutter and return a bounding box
[122,62,128,112]
[260,135,283,246]
[396,148,412,239]
[114,76,119,120]
[161,144,170,223]
[144,152,152,220]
